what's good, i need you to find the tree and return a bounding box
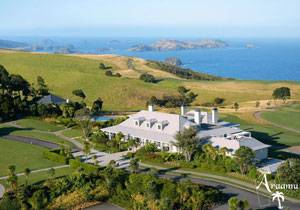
[130,158,139,173]
[36,76,49,96]
[255,101,260,108]
[234,102,239,111]
[276,158,300,184]
[173,127,200,162]
[7,165,18,192]
[72,89,86,100]
[140,73,157,83]
[114,132,124,151]
[272,87,291,102]
[24,168,31,186]
[83,141,92,160]
[202,144,218,161]
[235,146,255,174]
[214,97,225,106]
[177,86,190,95]
[91,97,103,114]
[228,197,250,210]
[78,119,92,141]
[105,70,113,76]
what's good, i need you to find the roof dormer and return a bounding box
[145,118,157,128]
[134,117,145,127]
[157,120,169,130]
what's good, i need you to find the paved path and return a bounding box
[141,163,300,210]
[254,111,300,134]
[1,135,60,149]
[53,128,83,150]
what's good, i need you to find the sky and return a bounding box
[1,0,300,38]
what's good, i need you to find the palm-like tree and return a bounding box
[130,158,139,173]
[115,132,124,151]
[202,144,218,161]
[83,141,92,161]
[7,165,18,192]
[24,168,31,186]
[128,138,140,152]
[272,191,284,209]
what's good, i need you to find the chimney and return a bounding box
[212,107,219,124]
[180,105,186,116]
[194,108,201,125]
[148,104,154,112]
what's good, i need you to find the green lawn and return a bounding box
[0,138,60,176]
[261,103,300,131]
[16,118,64,132]
[0,166,75,188]
[221,114,300,159]
[61,128,82,138]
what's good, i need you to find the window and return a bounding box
[158,125,162,130]
[147,123,150,128]
[135,121,138,126]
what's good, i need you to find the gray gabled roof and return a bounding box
[37,94,66,105]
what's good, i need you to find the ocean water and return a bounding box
[5,37,300,81]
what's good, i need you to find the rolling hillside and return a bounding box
[0,49,300,111]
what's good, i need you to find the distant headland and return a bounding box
[129,39,228,52]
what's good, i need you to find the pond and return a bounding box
[91,116,114,122]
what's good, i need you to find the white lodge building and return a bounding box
[102,105,270,161]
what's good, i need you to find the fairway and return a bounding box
[16,118,64,132]
[0,138,60,176]
[261,104,300,131]
[221,114,300,159]
[0,50,299,111]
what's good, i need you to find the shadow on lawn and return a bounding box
[244,127,300,159]
[0,126,33,137]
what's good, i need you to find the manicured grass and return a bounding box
[0,166,75,188]
[0,138,60,176]
[0,51,299,111]
[221,114,300,159]
[261,103,300,131]
[16,118,64,132]
[61,128,82,138]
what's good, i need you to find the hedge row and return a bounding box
[43,149,70,164]
[69,159,99,174]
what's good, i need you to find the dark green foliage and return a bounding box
[147,60,230,81]
[0,166,222,210]
[69,159,98,174]
[99,63,112,70]
[173,127,200,162]
[235,146,255,174]
[272,87,291,102]
[105,70,121,77]
[276,158,300,185]
[148,86,197,108]
[139,73,157,83]
[214,97,225,105]
[72,89,86,99]
[91,97,103,114]
[36,76,49,96]
[43,148,73,164]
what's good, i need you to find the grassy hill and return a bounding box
[0,50,300,111]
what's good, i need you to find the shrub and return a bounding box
[140,73,157,83]
[105,70,113,76]
[48,190,87,210]
[69,159,98,173]
[43,149,71,164]
[89,185,110,201]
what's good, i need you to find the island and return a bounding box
[129,39,228,51]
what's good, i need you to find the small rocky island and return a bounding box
[164,57,182,66]
[129,39,228,52]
